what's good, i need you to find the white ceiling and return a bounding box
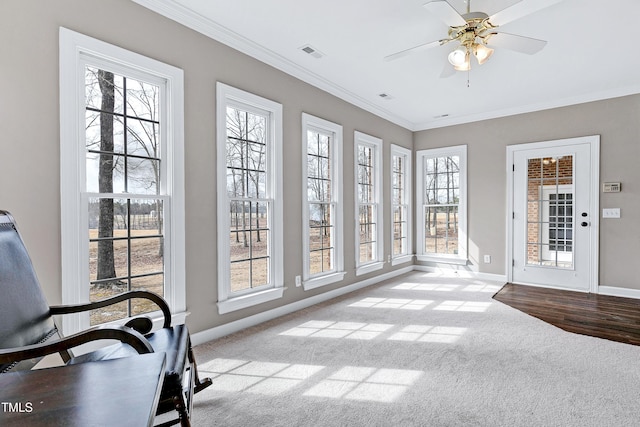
[134,0,640,131]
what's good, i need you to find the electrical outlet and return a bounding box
[483,255,491,264]
[295,275,301,287]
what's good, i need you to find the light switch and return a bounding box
[602,208,620,218]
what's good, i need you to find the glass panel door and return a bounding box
[526,156,574,268]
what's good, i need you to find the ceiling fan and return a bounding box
[385,0,563,73]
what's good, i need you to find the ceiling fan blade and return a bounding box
[485,32,547,55]
[423,1,466,27]
[489,0,564,27]
[384,40,442,62]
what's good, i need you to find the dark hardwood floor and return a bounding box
[493,283,640,346]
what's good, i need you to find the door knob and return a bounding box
[581,221,589,227]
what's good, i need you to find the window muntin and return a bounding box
[307,129,334,275]
[424,155,460,255]
[416,145,467,263]
[357,144,377,264]
[355,132,383,274]
[391,144,412,263]
[526,155,575,268]
[216,83,283,313]
[226,106,272,292]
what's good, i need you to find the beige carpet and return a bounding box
[192,272,640,426]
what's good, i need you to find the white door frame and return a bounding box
[506,135,600,293]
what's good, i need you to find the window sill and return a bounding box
[355,261,385,276]
[391,254,414,266]
[416,255,468,265]
[303,271,346,291]
[217,287,284,315]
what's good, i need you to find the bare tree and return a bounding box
[96,70,117,285]
[226,108,266,247]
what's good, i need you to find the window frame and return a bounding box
[216,82,284,314]
[59,27,186,335]
[390,144,413,266]
[301,113,345,290]
[354,131,384,276]
[416,145,468,264]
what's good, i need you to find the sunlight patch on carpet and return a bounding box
[392,282,460,292]
[348,297,433,310]
[388,325,467,343]
[199,358,423,402]
[433,300,492,312]
[280,321,468,343]
[280,321,393,340]
[200,358,325,395]
[303,366,423,403]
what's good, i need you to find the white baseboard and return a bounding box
[598,285,640,300]
[191,265,414,346]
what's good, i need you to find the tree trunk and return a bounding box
[96,70,117,286]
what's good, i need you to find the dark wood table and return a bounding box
[0,352,166,427]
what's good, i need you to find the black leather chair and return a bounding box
[0,210,211,426]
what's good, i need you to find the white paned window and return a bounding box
[390,144,413,265]
[416,145,467,264]
[302,114,345,290]
[354,131,384,276]
[59,28,186,334]
[216,83,283,314]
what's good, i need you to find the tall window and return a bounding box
[354,131,384,275]
[302,114,345,290]
[216,83,283,314]
[390,144,412,265]
[60,28,185,334]
[416,145,467,263]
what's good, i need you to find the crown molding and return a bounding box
[131,0,415,130]
[414,84,640,131]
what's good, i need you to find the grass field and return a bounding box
[89,228,164,325]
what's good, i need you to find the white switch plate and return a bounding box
[483,255,491,264]
[602,208,620,218]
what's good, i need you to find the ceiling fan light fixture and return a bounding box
[448,45,468,67]
[473,43,494,65]
[453,57,471,71]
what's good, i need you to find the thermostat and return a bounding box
[602,182,621,193]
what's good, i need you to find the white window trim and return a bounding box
[59,27,186,335]
[390,144,414,266]
[216,82,284,314]
[416,145,468,264]
[301,113,346,290]
[354,131,384,276]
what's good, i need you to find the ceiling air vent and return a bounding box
[300,45,324,59]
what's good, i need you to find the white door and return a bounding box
[509,137,599,292]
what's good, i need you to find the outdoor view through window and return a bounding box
[85,66,165,325]
[226,106,271,292]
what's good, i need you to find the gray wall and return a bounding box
[0,0,413,335]
[414,94,640,289]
